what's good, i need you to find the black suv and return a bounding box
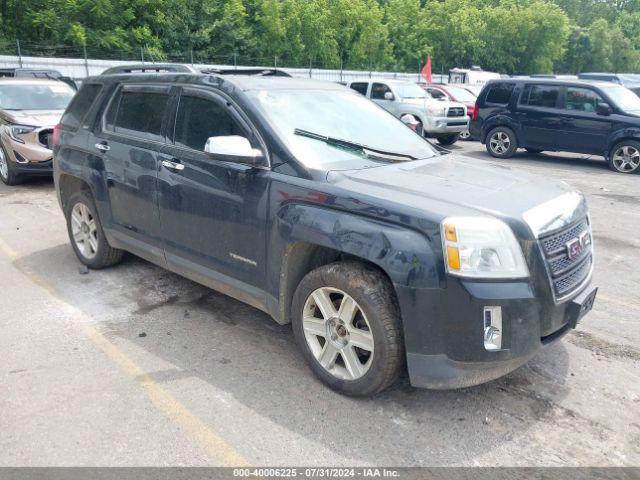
[53,73,597,395]
[470,79,640,174]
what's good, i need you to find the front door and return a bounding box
[96,84,172,263]
[555,86,612,154]
[157,86,270,295]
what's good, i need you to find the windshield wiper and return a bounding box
[294,128,416,162]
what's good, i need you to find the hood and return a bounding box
[0,110,64,127]
[327,154,576,227]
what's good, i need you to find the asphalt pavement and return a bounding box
[1,141,638,467]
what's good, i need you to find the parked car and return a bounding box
[54,73,596,395]
[0,78,76,185]
[347,79,468,145]
[0,68,77,90]
[470,78,640,174]
[448,67,500,87]
[577,73,640,98]
[423,84,478,139]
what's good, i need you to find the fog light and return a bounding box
[483,306,502,351]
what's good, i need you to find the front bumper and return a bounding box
[424,115,470,135]
[398,278,596,389]
[1,132,54,176]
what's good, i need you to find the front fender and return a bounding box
[276,203,440,290]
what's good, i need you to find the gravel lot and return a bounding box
[1,141,639,467]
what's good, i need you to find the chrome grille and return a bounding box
[539,217,592,300]
[447,107,465,117]
[39,129,54,149]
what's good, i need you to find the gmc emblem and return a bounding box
[566,231,591,260]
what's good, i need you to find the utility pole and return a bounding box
[16,39,22,68]
[274,56,277,69]
[83,44,89,77]
[309,58,312,79]
[140,46,145,64]
[190,49,194,66]
[233,51,237,70]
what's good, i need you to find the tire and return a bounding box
[486,126,518,158]
[525,148,543,154]
[437,133,459,146]
[291,261,404,396]
[608,140,640,174]
[0,144,21,186]
[65,190,124,269]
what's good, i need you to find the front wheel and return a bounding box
[608,141,640,174]
[0,144,21,186]
[486,126,518,158]
[65,191,124,269]
[292,262,404,396]
[437,133,459,146]
[459,130,471,140]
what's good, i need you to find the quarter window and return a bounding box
[111,91,170,140]
[371,83,392,100]
[61,83,102,130]
[520,85,560,108]
[349,82,368,96]
[174,94,244,151]
[565,87,603,112]
[485,83,515,105]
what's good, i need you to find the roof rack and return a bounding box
[200,68,292,77]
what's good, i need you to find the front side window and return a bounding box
[520,85,560,108]
[564,87,603,112]
[112,91,170,140]
[174,94,244,151]
[0,82,75,110]
[349,83,368,96]
[485,83,515,105]
[371,83,392,100]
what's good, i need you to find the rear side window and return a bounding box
[485,83,515,105]
[520,85,560,108]
[174,94,244,151]
[350,83,368,95]
[60,83,102,130]
[111,91,170,141]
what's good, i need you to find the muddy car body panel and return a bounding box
[54,74,596,390]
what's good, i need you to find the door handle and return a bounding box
[95,142,110,152]
[162,159,185,171]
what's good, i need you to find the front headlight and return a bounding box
[7,124,36,143]
[427,105,446,116]
[441,216,529,279]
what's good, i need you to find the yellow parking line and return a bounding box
[0,238,249,467]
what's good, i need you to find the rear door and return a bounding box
[555,86,612,154]
[95,84,172,263]
[515,84,564,149]
[157,86,270,292]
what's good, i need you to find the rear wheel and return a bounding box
[486,126,518,158]
[292,261,404,396]
[608,141,640,174]
[0,144,21,186]
[437,133,459,146]
[65,191,124,268]
[459,130,471,140]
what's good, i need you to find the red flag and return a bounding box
[421,55,432,84]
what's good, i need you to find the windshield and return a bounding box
[248,88,438,168]
[604,85,640,114]
[446,86,477,102]
[394,83,428,99]
[0,83,75,110]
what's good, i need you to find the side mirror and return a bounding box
[204,135,264,166]
[596,102,612,116]
[384,91,395,101]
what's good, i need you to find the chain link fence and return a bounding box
[0,39,448,83]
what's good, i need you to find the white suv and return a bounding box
[348,79,469,145]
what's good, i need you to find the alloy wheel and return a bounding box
[612,146,640,173]
[302,287,374,381]
[0,148,8,181]
[459,130,471,140]
[71,202,99,259]
[489,131,511,154]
